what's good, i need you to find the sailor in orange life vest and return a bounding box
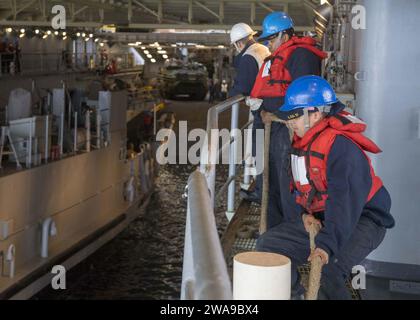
[256,76,395,300]
[241,12,328,229]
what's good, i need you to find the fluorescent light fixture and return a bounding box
[171,44,177,47]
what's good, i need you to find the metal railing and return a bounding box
[181,95,257,300]
[181,170,232,300]
[199,95,255,216]
[0,110,111,170]
[0,52,137,76]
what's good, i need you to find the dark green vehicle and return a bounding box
[159,60,208,100]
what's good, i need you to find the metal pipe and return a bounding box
[34,137,39,166]
[85,111,91,152]
[5,244,15,278]
[242,110,254,190]
[59,113,64,158]
[138,146,148,194]
[226,102,239,221]
[143,144,152,191]
[0,126,6,169]
[181,199,195,300]
[27,117,33,168]
[74,112,78,153]
[181,170,232,300]
[44,115,49,163]
[216,119,253,160]
[41,217,57,258]
[213,95,244,115]
[153,103,157,136]
[96,111,101,148]
[200,95,245,206]
[68,98,72,130]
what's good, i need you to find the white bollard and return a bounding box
[233,252,291,300]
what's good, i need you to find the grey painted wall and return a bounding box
[355,0,420,266]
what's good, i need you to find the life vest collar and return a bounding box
[293,112,382,154]
[269,36,326,60]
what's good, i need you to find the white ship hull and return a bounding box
[0,90,156,299]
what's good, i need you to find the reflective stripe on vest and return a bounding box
[290,113,384,214]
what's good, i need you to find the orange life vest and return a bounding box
[290,112,384,214]
[251,36,327,99]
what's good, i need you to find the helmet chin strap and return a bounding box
[302,105,331,135]
[234,42,240,53]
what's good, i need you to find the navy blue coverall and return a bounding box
[256,135,395,299]
[229,42,261,97]
[255,47,324,228]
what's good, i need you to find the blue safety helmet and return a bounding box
[278,75,343,120]
[258,12,294,41]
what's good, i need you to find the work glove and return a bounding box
[245,97,263,111]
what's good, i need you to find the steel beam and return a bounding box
[194,1,220,20]
[129,23,313,31]
[188,0,193,23]
[250,2,256,25]
[133,0,159,18]
[219,0,224,24]
[258,2,274,13]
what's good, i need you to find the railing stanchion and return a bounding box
[184,95,246,300]
[44,115,49,163]
[226,102,239,221]
[74,112,78,153]
[242,108,254,190]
